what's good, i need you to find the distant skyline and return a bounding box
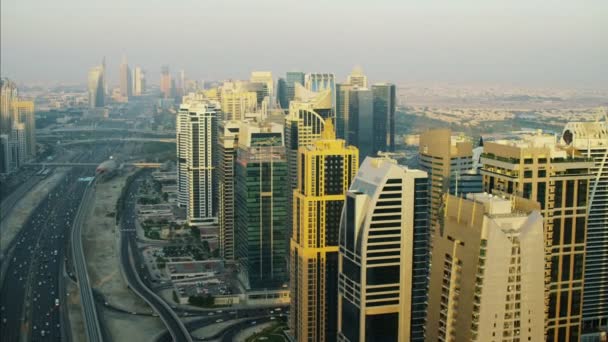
[2,0,607,87]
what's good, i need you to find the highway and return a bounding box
[71,179,104,342]
[119,172,192,342]
[0,147,113,342]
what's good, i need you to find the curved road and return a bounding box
[119,172,191,342]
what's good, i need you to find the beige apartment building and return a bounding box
[419,129,476,231]
[480,131,594,341]
[426,193,545,342]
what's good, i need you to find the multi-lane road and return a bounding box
[71,180,104,342]
[0,147,113,342]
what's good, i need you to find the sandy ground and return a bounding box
[0,169,68,254]
[81,171,165,341]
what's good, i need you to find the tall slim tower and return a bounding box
[560,121,608,337]
[285,86,333,250]
[88,65,105,108]
[217,120,241,261]
[290,120,358,342]
[176,94,219,225]
[284,71,305,108]
[0,78,18,134]
[119,56,132,99]
[480,132,594,340]
[160,65,172,99]
[235,121,288,290]
[0,134,11,174]
[335,83,352,141]
[347,87,374,161]
[10,123,26,169]
[371,83,396,153]
[12,101,35,159]
[337,157,429,342]
[426,193,546,342]
[133,67,146,96]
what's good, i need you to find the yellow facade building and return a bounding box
[290,120,358,342]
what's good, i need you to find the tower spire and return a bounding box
[321,118,336,140]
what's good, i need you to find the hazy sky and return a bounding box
[2,0,607,87]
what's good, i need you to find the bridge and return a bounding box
[54,137,176,145]
[26,162,163,168]
[37,127,175,136]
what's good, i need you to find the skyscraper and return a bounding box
[160,65,172,99]
[337,156,429,342]
[335,83,352,141]
[10,123,26,169]
[419,129,478,232]
[133,67,146,96]
[12,101,35,158]
[347,87,374,161]
[235,121,288,290]
[290,120,358,342]
[347,66,368,88]
[217,120,241,261]
[284,87,333,248]
[426,193,546,342]
[0,78,18,134]
[372,83,396,153]
[250,71,274,104]
[285,71,306,106]
[219,83,258,121]
[560,121,608,337]
[176,93,219,225]
[276,78,288,110]
[119,56,132,99]
[480,132,594,340]
[88,64,105,108]
[0,134,11,174]
[305,73,336,111]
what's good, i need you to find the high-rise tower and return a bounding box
[217,120,241,261]
[337,157,429,341]
[88,64,105,108]
[176,93,219,225]
[119,56,132,99]
[372,83,396,153]
[0,78,18,134]
[560,121,608,338]
[133,67,146,96]
[480,131,594,340]
[285,86,334,250]
[419,129,479,232]
[235,121,288,290]
[347,87,374,161]
[290,120,358,342]
[426,193,546,342]
[12,101,35,159]
[160,65,172,99]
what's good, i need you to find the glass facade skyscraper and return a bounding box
[235,121,289,290]
[371,83,396,153]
